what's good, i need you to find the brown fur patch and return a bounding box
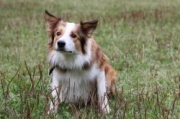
[90,39,108,70]
[105,64,117,95]
[45,10,61,48]
[48,21,67,52]
[71,26,86,54]
[77,31,87,54]
[89,39,117,95]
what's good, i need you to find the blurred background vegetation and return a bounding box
[0,0,180,118]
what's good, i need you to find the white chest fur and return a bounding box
[51,63,100,103]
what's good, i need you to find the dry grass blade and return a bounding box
[6,66,21,98]
[71,104,78,119]
[24,61,34,93]
[170,95,179,119]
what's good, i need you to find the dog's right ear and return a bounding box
[45,10,61,31]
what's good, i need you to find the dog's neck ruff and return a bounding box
[49,62,91,75]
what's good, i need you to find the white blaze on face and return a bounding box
[56,23,76,53]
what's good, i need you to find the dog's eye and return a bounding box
[56,32,61,36]
[71,34,77,38]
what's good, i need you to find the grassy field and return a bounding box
[1,0,180,118]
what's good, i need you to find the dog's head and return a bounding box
[45,10,98,55]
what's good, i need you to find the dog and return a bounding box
[45,10,117,114]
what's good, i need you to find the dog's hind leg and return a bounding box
[105,64,117,95]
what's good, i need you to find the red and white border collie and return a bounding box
[45,10,117,114]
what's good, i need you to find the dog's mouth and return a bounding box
[56,48,73,54]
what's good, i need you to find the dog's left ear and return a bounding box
[45,10,61,31]
[80,20,98,37]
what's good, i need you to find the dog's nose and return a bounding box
[57,41,66,48]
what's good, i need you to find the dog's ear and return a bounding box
[45,10,61,31]
[80,20,98,37]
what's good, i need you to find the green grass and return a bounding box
[1,0,180,118]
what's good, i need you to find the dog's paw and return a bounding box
[47,110,52,115]
[48,108,58,115]
[101,103,110,114]
[48,103,58,114]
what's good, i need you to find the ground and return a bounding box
[0,0,180,118]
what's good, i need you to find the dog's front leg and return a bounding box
[97,71,110,114]
[49,72,61,114]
